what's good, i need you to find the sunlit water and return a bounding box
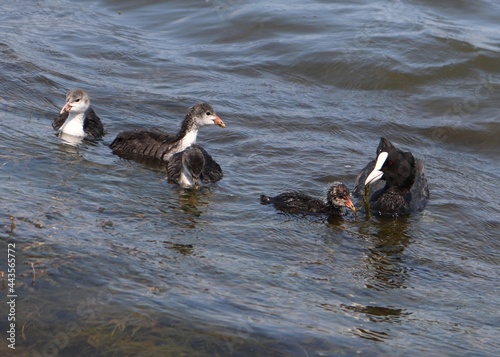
[0,0,499,356]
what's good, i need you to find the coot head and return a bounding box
[188,103,225,128]
[361,137,429,216]
[59,89,91,115]
[365,138,416,190]
[327,183,356,213]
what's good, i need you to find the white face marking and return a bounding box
[60,90,90,114]
[364,151,388,186]
[373,151,388,171]
[66,98,89,114]
[197,111,219,126]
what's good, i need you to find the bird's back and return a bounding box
[109,129,177,160]
[166,144,223,186]
[260,192,328,214]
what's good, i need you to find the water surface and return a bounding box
[0,0,499,356]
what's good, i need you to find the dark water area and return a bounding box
[0,0,499,356]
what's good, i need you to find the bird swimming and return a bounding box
[166,144,223,188]
[260,183,356,217]
[353,137,429,216]
[52,89,104,140]
[109,103,225,162]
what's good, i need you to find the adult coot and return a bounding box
[354,137,429,216]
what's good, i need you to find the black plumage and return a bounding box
[82,108,104,139]
[353,137,429,216]
[261,183,356,217]
[166,144,223,188]
[52,112,68,131]
[110,129,177,161]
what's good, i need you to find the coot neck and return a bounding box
[326,203,342,215]
[174,114,199,151]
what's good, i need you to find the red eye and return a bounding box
[387,161,394,166]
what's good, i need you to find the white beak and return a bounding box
[364,151,388,186]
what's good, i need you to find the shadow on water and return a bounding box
[2,261,354,357]
[0,209,378,357]
[17,301,355,357]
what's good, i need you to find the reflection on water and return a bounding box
[342,304,408,324]
[58,133,85,147]
[164,241,195,255]
[355,216,411,290]
[176,187,211,217]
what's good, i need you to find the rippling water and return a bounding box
[1,0,499,356]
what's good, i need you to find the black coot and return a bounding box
[354,137,429,216]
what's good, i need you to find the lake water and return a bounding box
[0,0,499,356]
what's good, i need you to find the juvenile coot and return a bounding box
[261,183,356,217]
[166,144,223,188]
[109,103,225,162]
[53,89,104,140]
[354,137,429,216]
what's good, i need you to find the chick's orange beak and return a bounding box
[59,103,72,114]
[213,115,226,128]
[345,197,356,213]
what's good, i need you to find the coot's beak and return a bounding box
[213,115,226,128]
[365,151,388,186]
[345,197,356,213]
[59,103,72,114]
